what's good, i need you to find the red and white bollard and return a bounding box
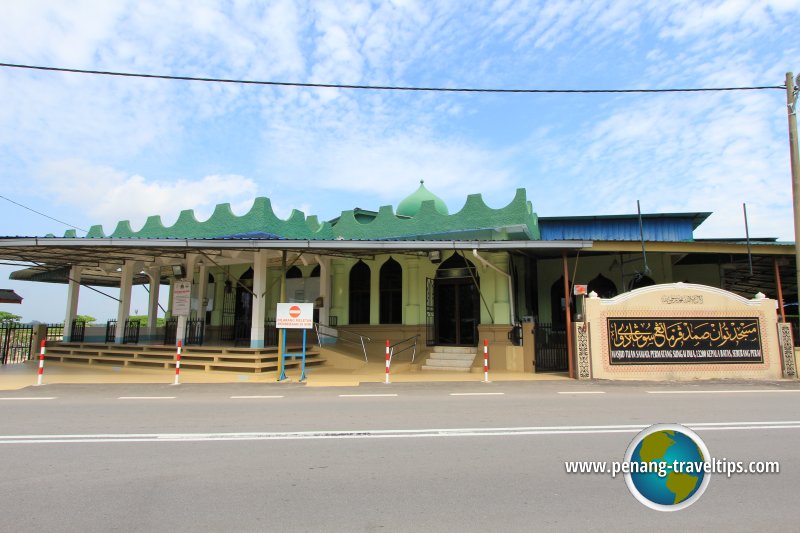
[174,340,182,385]
[36,340,46,386]
[483,339,489,383]
[385,339,391,384]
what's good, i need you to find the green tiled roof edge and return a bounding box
[65,189,539,241]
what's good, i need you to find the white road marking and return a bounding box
[229,395,284,399]
[117,396,176,400]
[0,397,56,401]
[2,421,799,444]
[339,394,397,398]
[647,390,800,394]
[557,391,606,395]
[449,392,505,396]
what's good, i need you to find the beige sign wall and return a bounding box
[583,283,784,380]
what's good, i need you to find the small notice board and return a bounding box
[172,281,191,317]
[277,302,314,382]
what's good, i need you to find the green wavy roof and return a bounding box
[55,188,540,241]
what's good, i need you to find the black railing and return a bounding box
[1,322,34,365]
[70,319,86,342]
[164,317,178,345]
[46,323,65,342]
[265,319,278,346]
[786,315,800,347]
[234,319,250,347]
[105,320,116,343]
[185,319,205,346]
[123,319,140,344]
[534,322,568,372]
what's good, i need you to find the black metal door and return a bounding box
[534,323,568,372]
[433,279,479,346]
[234,286,252,346]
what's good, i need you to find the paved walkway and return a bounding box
[0,360,570,390]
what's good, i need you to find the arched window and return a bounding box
[628,274,656,291]
[380,258,402,324]
[349,261,371,324]
[310,265,320,277]
[588,274,618,299]
[286,266,303,279]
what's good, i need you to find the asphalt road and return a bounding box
[1,380,799,532]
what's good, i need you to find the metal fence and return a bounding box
[70,320,86,342]
[105,320,116,343]
[1,322,34,365]
[534,323,568,372]
[123,320,140,344]
[46,323,64,342]
[185,319,205,346]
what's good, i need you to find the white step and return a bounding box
[423,358,473,368]
[430,346,477,354]
[428,352,476,361]
[421,365,472,372]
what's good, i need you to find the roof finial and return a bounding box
[420,179,424,185]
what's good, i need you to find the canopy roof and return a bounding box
[0,289,22,304]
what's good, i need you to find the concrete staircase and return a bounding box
[421,346,477,372]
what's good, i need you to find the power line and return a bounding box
[0,194,87,233]
[0,62,785,94]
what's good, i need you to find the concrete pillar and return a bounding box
[369,260,378,326]
[330,261,346,325]
[405,258,419,325]
[63,265,82,342]
[318,256,331,325]
[145,266,161,342]
[146,267,161,328]
[491,253,511,325]
[197,262,208,320]
[115,261,135,343]
[250,250,268,348]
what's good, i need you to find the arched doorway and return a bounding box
[349,261,371,324]
[380,258,402,324]
[234,268,254,344]
[431,254,480,346]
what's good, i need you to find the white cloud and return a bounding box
[36,159,258,232]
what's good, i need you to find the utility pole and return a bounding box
[787,72,800,302]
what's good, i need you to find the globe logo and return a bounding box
[623,423,711,511]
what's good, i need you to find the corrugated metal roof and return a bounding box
[539,213,710,241]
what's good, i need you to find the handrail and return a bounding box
[314,323,371,362]
[389,334,419,363]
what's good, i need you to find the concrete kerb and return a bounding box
[0,359,570,391]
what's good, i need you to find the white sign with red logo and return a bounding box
[172,281,192,316]
[276,302,314,329]
[573,284,588,296]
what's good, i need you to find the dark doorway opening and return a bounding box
[431,254,480,346]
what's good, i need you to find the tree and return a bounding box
[0,311,22,322]
[127,315,166,327]
[75,314,97,324]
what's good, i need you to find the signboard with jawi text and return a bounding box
[607,317,763,364]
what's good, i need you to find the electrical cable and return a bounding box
[0,194,88,233]
[0,62,785,94]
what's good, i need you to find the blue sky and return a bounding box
[1,0,799,322]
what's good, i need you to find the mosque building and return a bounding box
[1,181,796,380]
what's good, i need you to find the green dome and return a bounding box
[396,180,449,217]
